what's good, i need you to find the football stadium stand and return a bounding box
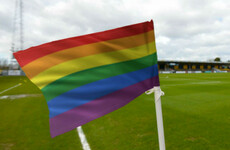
[158,60,230,73]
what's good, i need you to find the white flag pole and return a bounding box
[146,86,165,150]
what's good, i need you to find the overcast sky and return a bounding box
[0,0,230,61]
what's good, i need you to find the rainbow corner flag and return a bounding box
[13,20,160,138]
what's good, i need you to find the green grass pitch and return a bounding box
[0,73,230,150]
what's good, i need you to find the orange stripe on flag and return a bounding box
[14,20,154,67]
[23,30,154,79]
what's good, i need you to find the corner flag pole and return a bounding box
[146,86,165,150]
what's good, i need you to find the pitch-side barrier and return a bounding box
[160,70,229,74]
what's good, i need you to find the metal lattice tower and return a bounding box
[9,0,24,70]
[11,0,24,55]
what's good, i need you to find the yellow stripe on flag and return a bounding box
[31,42,156,89]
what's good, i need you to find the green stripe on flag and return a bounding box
[42,53,158,102]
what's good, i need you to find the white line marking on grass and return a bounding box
[77,126,91,150]
[162,81,222,87]
[0,94,42,100]
[162,78,195,81]
[0,83,22,95]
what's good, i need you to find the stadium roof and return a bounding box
[158,60,230,65]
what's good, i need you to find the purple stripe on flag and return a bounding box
[49,76,159,138]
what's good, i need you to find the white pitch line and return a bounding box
[162,81,222,87]
[0,83,22,95]
[77,126,91,150]
[0,94,42,100]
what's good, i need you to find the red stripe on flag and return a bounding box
[14,20,154,67]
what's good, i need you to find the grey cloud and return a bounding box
[0,0,230,61]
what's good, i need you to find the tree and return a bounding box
[214,57,221,62]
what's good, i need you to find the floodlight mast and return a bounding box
[11,0,24,56]
[10,0,24,70]
[19,0,24,51]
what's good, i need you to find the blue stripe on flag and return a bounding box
[48,64,158,118]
